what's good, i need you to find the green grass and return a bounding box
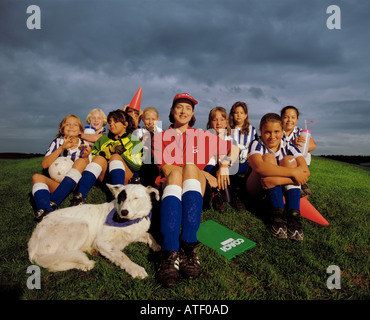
[0,156,369,300]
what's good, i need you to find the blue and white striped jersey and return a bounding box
[248,137,302,163]
[282,126,302,143]
[45,137,91,162]
[231,125,258,163]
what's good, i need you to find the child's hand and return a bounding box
[294,136,306,148]
[81,144,92,158]
[292,167,310,185]
[61,136,74,150]
[261,177,277,189]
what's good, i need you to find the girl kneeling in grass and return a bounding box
[246,113,310,241]
[32,115,91,222]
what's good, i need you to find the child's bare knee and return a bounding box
[167,168,183,186]
[109,154,124,162]
[32,173,45,184]
[262,153,277,165]
[280,155,297,168]
[72,158,89,172]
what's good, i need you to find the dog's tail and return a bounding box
[30,251,95,272]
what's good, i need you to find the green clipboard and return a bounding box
[197,220,256,260]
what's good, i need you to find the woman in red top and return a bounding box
[154,93,237,288]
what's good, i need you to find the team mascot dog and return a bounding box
[28,184,161,279]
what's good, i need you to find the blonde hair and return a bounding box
[206,106,231,136]
[86,108,108,125]
[142,106,159,118]
[57,115,84,138]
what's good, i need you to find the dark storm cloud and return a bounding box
[0,0,369,155]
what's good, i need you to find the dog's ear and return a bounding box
[106,183,125,198]
[146,186,160,201]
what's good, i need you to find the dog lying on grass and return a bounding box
[28,184,161,279]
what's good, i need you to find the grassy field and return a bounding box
[0,156,369,301]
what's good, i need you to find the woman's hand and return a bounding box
[201,171,218,189]
[217,164,230,190]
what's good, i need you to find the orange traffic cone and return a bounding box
[129,87,142,111]
[300,196,329,226]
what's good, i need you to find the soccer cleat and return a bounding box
[34,208,50,223]
[34,201,57,223]
[69,192,87,206]
[300,183,313,198]
[212,189,226,214]
[287,209,304,242]
[232,193,246,212]
[270,207,287,240]
[179,242,201,279]
[157,251,180,288]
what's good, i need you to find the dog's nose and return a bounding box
[121,209,129,217]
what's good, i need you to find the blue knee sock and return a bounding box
[50,168,81,206]
[283,185,301,211]
[160,185,182,251]
[32,183,53,211]
[180,179,203,244]
[77,162,102,198]
[268,186,285,208]
[109,160,126,185]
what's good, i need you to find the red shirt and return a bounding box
[153,126,231,171]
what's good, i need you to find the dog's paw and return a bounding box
[127,265,148,279]
[81,260,96,271]
[151,243,161,252]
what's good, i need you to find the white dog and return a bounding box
[28,184,161,279]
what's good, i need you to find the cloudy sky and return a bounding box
[1,0,369,155]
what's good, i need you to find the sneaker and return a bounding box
[287,209,304,242]
[179,242,201,279]
[34,208,50,223]
[232,193,246,212]
[34,201,57,223]
[270,207,287,240]
[157,250,180,288]
[212,189,226,214]
[301,183,313,198]
[70,192,87,206]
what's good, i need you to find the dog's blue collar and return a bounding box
[105,208,152,228]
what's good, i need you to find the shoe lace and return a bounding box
[181,246,200,267]
[160,251,179,271]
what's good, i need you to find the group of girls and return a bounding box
[31,93,316,289]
